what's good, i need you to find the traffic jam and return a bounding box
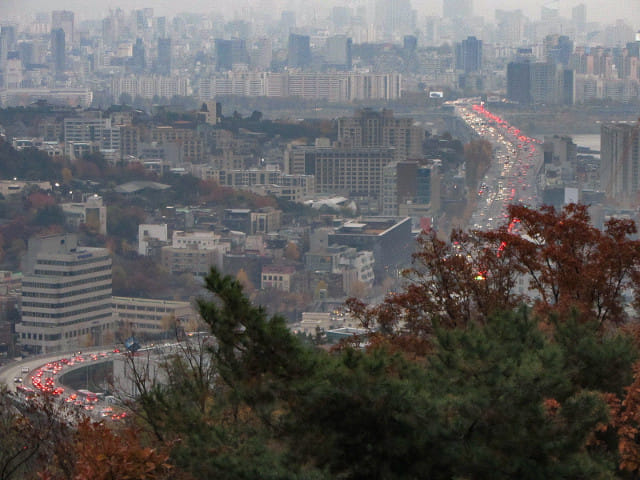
[14,350,127,421]
[453,99,542,232]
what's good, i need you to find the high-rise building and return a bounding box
[529,62,557,105]
[251,38,272,70]
[572,4,586,32]
[17,233,113,354]
[600,123,640,206]
[507,60,531,104]
[382,161,440,216]
[443,0,472,20]
[51,10,74,44]
[0,25,17,52]
[374,0,415,38]
[156,37,171,76]
[456,36,482,73]
[288,34,311,69]
[544,34,573,66]
[215,38,248,71]
[495,10,524,47]
[337,108,423,160]
[132,38,145,71]
[51,28,65,77]
[325,35,352,70]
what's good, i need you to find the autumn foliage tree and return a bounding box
[350,203,640,355]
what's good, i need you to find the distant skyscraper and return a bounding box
[132,38,145,71]
[507,60,531,105]
[0,25,17,51]
[288,34,311,69]
[51,28,65,77]
[375,0,415,38]
[252,38,272,70]
[495,10,524,47]
[325,35,352,70]
[403,35,417,53]
[156,37,171,75]
[281,11,296,32]
[331,6,351,31]
[529,62,557,105]
[443,0,472,20]
[544,34,573,66]
[601,123,640,205]
[572,4,586,32]
[215,38,248,71]
[51,10,74,44]
[155,17,167,39]
[456,36,482,73]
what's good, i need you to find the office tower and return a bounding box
[382,161,439,216]
[600,123,640,206]
[495,10,524,47]
[572,4,586,32]
[507,60,531,104]
[541,5,559,21]
[17,42,34,66]
[424,16,441,46]
[281,11,296,31]
[252,37,272,70]
[155,17,167,39]
[51,28,65,77]
[325,35,352,70]
[544,34,573,66]
[51,10,74,44]
[132,38,145,71]
[16,233,113,354]
[215,38,248,71]
[529,62,557,105]
[331,6,351,31]
[0,25,17,51]
[338,109,423,160]
[443,0,472,20]
[215,39,233,71]
[374,0,415,38]
[156,37,171,75]
[404,35,417,53]
[560,69,575,105]
[456,36,482,73]
[288,34,311,69]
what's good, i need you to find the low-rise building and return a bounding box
[261,265,296,292]
[61,194,107,235]
[113,296,198,338]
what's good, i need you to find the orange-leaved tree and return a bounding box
[349,203,640,355]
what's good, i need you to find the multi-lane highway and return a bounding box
[452,100,544,231]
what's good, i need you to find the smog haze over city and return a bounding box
[5,0,640,476]
[2,0,640,24]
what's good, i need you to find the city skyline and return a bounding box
[1,0,639,26]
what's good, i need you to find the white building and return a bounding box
[17,234,114,354]
[172,231,224,250]
[112,296,199,338]
[138,224,168,256]
[61,194,107,235]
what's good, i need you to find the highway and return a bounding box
[451,100,544,231]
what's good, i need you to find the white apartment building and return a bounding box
[17,234,114,354]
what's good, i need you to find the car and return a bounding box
[13,377,22,383]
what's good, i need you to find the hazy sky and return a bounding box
[1,0,639,27]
